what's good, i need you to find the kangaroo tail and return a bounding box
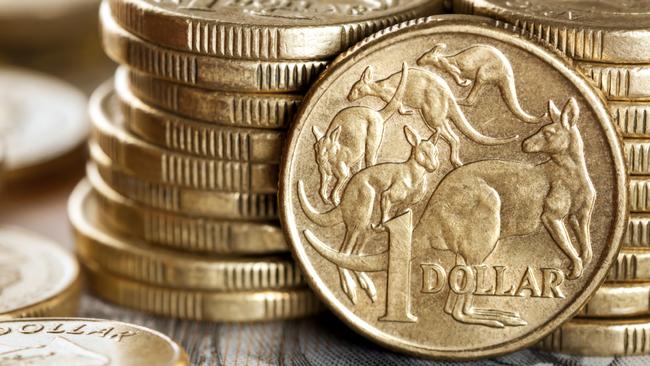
[379,62,409,121]
[298,180,342,227]
[501,77,542,124]
[449,97,519,145]
[304,230,388,272]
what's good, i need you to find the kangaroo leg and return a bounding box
[352,230,377,303]
[364,120,383,167]
[338,226,361,305]
[442,119,463,168]
[332,161,351,206]
[569,208,593,265]
[458,72,485,106]
[542,215,583,279]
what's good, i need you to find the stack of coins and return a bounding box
[70,0,444,322]
[453,0,650,356]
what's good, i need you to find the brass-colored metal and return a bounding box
[90,145,278,221]
[83,170,288,255]
[108,0,444,61]
[578,61,650,102]
[0,227,81,319]
[625,140,650,176]
[85,263,323,322]
[0,68,88,181]
[453,0,650,63]
[0,318,188,365]
[631,177,650,213]
[281,15,626,359]
[123,67,302,129]
[607,248,650,282]
[115,72,285,163]
[537,318,650,356]
[611,101,650,139]
[101,4,327,93]
[578,282,650,318]
[91,83,278,193]
[624,214,650,248]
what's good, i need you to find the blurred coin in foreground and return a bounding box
[0,318,188,365]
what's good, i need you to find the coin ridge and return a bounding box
[578,61,650,101]
[607,247,650,282]
[578,282,650,318]
[625,214,650,247]
[610,101,650,138]
[1,278,81,320]
[280,16,627,359]
[115,76,285,162]
[123,67,301,129]
[630,176,650,213]
[100,4,327,93]
[91,83,278,193]
[108,0,444,61]
[85,263,323,322]
[625,140,650,176]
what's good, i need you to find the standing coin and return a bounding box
[0,68,88,181]
[108,0,444,61]
[453,0,650,63]
[0,318,188,365]
[281,15,626,359]
[0,227,80,319]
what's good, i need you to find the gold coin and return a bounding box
[123,67,301,129]
[108,0,443,61]
[631,176,650,213]
[0,227,80,319]
[625,140,650,176]
[85,263,323,322]
[625,214,650,247]
[90,146,278,221]
[91,82,278,193]
[453,0,650,63]
[610,101,650,138]
[0,318,188,365]
[0,67,88,181]
[578,61,650,102]
[537,317,650,356]
[101,4,327,93]
[281,15,626,359]
[578,282,650,318]
[69,180,303,291]
[115,71,285,163]
[82,170,289,255]
[608,248,650,282]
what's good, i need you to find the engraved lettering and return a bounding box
[421,263,446,294]
[474,264,495,295]
[66,324,87,335]
[0,327,10,336]
[111,331,138,342]
[46,324,66,334]
[449,265,474,295]
[515,266,542,297]
[494,266,515,296]
[87,327,115,338]
[20,324,44,334]
[542,268,566,299]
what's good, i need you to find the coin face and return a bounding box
[0,227,79,317]
[281,15,626,359]
[0,68,88,180]
[0,318,188,366]
[109,0,444,60]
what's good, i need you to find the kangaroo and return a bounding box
[303,98,596,328]
[313,62,409,205]
[299,126,440,304]
[348,65,517,168]
[417,43,541,123]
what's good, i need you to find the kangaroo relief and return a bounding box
[417,43,541,123]
[312,63,409,205]
[348,64,517,167]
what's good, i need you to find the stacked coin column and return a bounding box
[453,0,650,356]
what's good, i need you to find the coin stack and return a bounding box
[453,0,650,356]
[70,0,443,322]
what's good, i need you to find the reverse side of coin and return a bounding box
[281,15,626,359]
[108,0,444,60]
[537,318,650,356]
[0,227,80,318]
[578,282,650,318]
[453,0,650,63]
[0,318,188,366]
[0,68,88,181]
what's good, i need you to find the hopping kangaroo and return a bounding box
[299,126,440,304]
[417,43,540,123]
[313,63,409,205]
[348,65,517,168]
[304,98,596,328]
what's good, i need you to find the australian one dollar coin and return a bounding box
[280,15,627,359]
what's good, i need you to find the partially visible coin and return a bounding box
[124,68,301,129]
[91,83,278,193]
[578,282,650,318]
[578,62,650,101]
[453,0,650,63]
[608,248,650,282]
[116,75,285,163]
[108,0,444,61]
[69,177,303,291]
[0,227,80,319]
[0,318,188,365]
[0,68,88,181]
[82,171,288,254]
[101,3,326,93]
[611,101,650,139]
[625,214,650,248]
[631,177,650,213]
[86,263,323,322]
[538,318,650,356]
[626,140,650,176]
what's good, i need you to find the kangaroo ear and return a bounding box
[312,126,324,141]
[548,100,561,123]
[428,129,440,144]
[432,43,447,54]
[561,98,580,129]
[330,126,342,142]
[361,66,374,83]
[404,126,419,146]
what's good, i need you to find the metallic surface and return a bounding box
[579,282,650,318]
